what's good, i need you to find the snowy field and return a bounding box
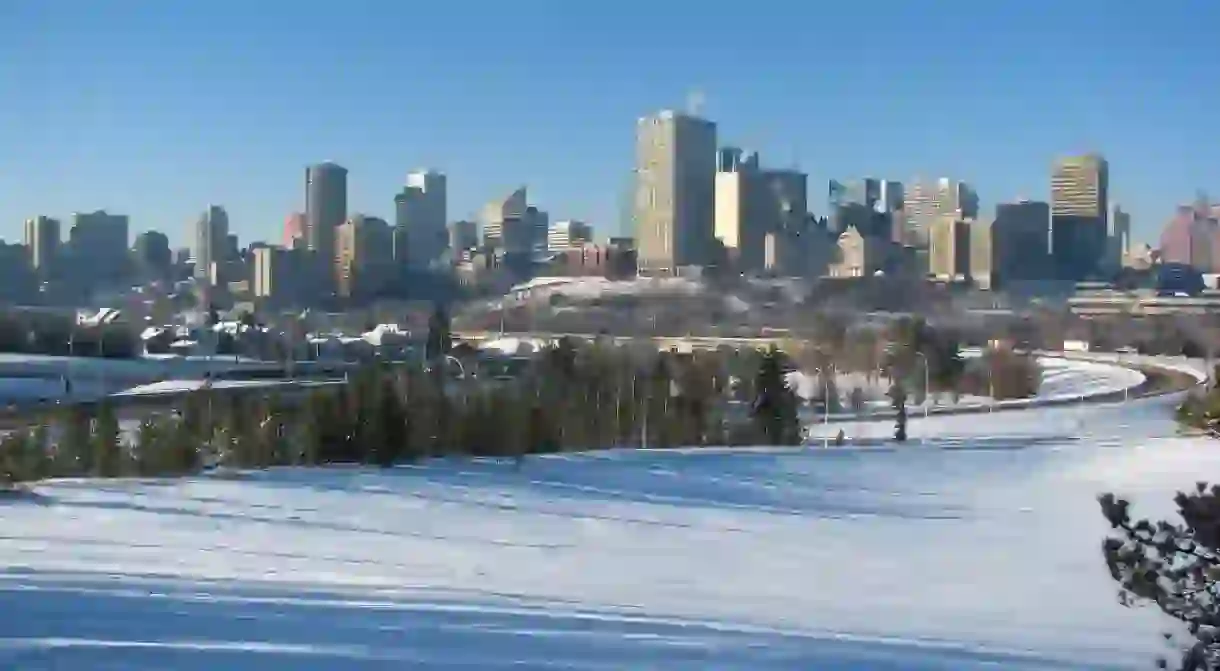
[0,361,1216,669]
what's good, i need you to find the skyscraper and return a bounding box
[402,169,448,266]
[133,230,171,281]
[23,216,60,276]
[992,200,1051,285]
[1050,153,1109,280]
[449,220,479,254]
[284,212,306,248]
[903,178,977,246]
[335,214,393,298]
[69,210,129,286]
[633,109,717,274]
[715,149,767,271]
[481,187,528,248]
[305,161,348,255]
[193,205,229,282]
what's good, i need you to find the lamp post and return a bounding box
[812,365,832,448]
[913,351,930,420]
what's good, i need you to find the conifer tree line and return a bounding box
[0,339,806,486]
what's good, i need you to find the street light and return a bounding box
[913,351,930,420]
[812,365,833,448]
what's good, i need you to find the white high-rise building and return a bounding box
[193,205,229,283]
[633,109,717,274]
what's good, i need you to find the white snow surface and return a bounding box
[786,354,1148,415]
[112,379,344,397]
[0,361,1216,669]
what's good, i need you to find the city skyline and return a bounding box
[4,2,1220,246]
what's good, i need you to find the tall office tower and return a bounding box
[903,178,977,245]
[765,169,809,230]
[133,230,171,281]
[928,214,971,280]
[481,187,528,248]
[335,215,393,298]
[763,169,812,275]
[940,178,979,219]
[1050,153,1109,280]
[1104,204,1133,274]
[449,220,479,253]
[547,220,593,251]
[968,218,995,289]
[192,205,229,282]
[1159,196,1219,271]
[23,215,60,276]
[69,210,129,286]
[861,178,882,210]
[1111,204,1131,254]
[525,206,550,252]
[634,109,717,274]
[992,200,1052,286]
[402,169,448,266]
[878,180,904,215]
[715,148,768,271]
[284,212,307,248]
[902,181,937,244]
[305,162,348,288]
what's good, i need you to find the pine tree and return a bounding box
[1100,486,1220,670]
[91,402,122,477]
[59,406,93,475]
[425,304,453,363]
[751,347,800,445]
[889,380,908,442]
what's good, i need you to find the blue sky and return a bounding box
[1,0,1217,248]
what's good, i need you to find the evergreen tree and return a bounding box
[1100,486,1220,670]
[373,379,407,467]
[59,406,93,475]
[425,304,453,363]
[889,380,908,442]
[25,422,52,481]
[751,347,801,445]
[91,402,123,477]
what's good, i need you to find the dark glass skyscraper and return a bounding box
[305,161,348,258]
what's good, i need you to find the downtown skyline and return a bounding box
[4,1,1220,246]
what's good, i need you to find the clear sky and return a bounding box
[2,0,1218,249]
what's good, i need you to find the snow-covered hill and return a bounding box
[0,364,1212,669]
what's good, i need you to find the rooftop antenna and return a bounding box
[686,89,705,117]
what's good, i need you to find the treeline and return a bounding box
[0,312,138,359]
[0,341,805,486]
[803,315,1042,403]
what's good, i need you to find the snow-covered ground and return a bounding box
[787,355,1148,417]
[112,378,346,397]
[0,360,1214,669]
